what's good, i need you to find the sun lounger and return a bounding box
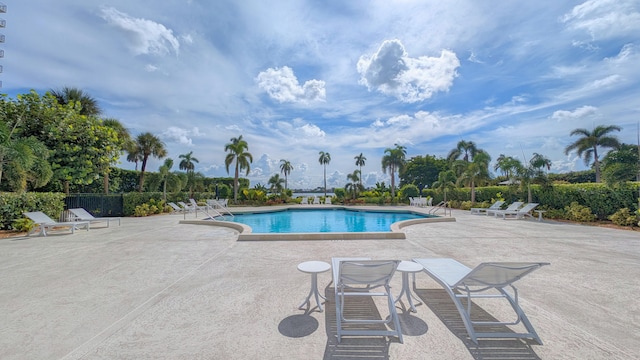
[24,211,90,236]
[413,258,549,344]
[68,208,121,227]
[494,203,539,219]
[333,257,403,343]
[470,201,504,215]
[486,201,523,217]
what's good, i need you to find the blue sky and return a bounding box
[3,0,640,189]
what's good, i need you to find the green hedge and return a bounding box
[424,182,639,220]
[0,192,66,230]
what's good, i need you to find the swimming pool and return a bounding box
[215,208,431,233]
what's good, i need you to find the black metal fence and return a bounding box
[64,194,124,217]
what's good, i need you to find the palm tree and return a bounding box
[126,145,144,171]
[50,86,102,116]
[318,151,331,197]
[494,154,522,183]
[432,170,456,203]
[134,132,167,192]
[456,150,491,203]
[381,144,406,198]
[268,173,285,197]
[564,125,621,183]
[158,158,174,201]
[225,135,253,202]
[447,140,478,163]
[354,153,366,188]
[279,159,293,191]
[179,151,199,196]
[102,118,131,194]
[346,170,361,199]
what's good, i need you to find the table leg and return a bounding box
[298,273,326,312]
[395,272,422,312]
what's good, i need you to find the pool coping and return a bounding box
[179,205,456,240]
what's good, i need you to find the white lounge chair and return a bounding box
[168,202,184,214]
[178,201,194,212]
[189,199,209,211]
[68,208,121,227]
[333,257,403,343]
[413,258,549,344]
[494,203,539,219]
[300,197,308,205]
[486,201,523,217]
[325,197,332,205]
[470,201,505,215]
[312,197,320,205]
[24,211,90,236]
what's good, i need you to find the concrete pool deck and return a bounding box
[0,206,638,359]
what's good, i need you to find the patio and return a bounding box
[0,207,637,359]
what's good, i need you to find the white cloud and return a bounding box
[357,39,460,103]
[551,105,598,121]
[161,126,205,145]
[101,7,180,57]
[255,66,326,103]
[297,123,326,138]
[562,0,640,40]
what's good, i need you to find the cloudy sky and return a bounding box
[3,0,640,189]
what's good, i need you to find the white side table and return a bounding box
[395,260,424,312]
[298,261,331,312]
[535,210,546,222]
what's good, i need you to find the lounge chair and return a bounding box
[312,197,320,205]
[178,201,194,212]
[24,211,90,236]
[333,257,403,343]
[168,202,184,214]
[325,197,332,205]
[413,258,549,344]
[494,203,539,219]
[470,200,504,215]
[486,201,523,217]
[189,198,209,211]
[68,208,121,227]
[300,197,308,205]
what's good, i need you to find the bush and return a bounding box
[609,208,637,227]
[564,202,595,222]
[459,201,473,210]
[11,218,34,232]
[0,192,66,230]
[399,184,419,200]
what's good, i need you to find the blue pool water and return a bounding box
[216,208,430,233]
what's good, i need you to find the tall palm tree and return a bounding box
[346,170,361,199]
[134,132,167,192]
[447,140,478,163]
[354,153,366,188]
[564,125,621,183]
[179,151,199,196]
[279,159,293,191]
[102,118,131,194]
[456,150,491,203]
[225,135,253,202]
[126,145,143,171]
[494,154,521,182]
[381,144,406,198]
[318,151,331,197]
[432,170,456,203]
[158,158,174,201]
[50,86,102,116]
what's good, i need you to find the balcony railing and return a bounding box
[0,4,6,13]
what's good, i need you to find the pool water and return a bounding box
[215,208,430,233]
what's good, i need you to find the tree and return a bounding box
[494,154,521,182]
[447,140,478,163]
[279,159,293,191]
[50,86,102,117]
[601,143,640,185]
[432,170,456,203]
[134,132,167,192]
[318,151,331,197]
[101,118,131,194]
[268,173,285,197]
[346,170,361,199]
[381,144,406,198]
[456,150,491,203]
[225,135,253,202]
[158,158,176,201]
[354,153,366,188]
[564,125,621,183]
[400,154,447,190]
[179,151,199,196]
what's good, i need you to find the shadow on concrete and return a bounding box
[278,314,319,338]
[414,288,541,360]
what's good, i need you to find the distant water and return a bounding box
[293,192,335,198]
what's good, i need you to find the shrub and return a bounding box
[609,208,637,227]
[399,184,419,200]
[11,218,34,232]
[459,201,473,210]
[564,202,595,222]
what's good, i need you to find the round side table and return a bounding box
[297,261,331,312]
[394,260,424,312]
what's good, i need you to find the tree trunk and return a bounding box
[103,171,109,194]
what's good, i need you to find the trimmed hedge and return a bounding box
[0,192,66,230]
